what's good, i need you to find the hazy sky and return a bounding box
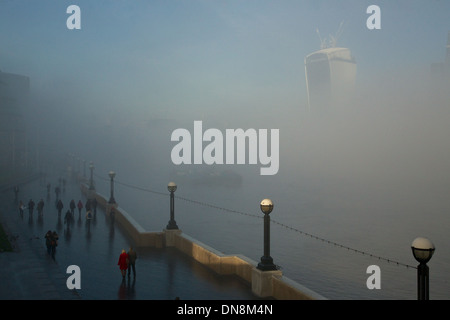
[1,0,450,188]
[1,0,449,123]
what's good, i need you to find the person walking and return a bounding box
[50,231,59,259]
[77,200,83,218]
[55,186,60,200]
[13,186,19,200]
[85,199,91,212]
[64,209,72,228]
[92,197,97,215]
[27,199,35,216]
[56,199,64,216]
[127,247,137,278]
[45,230,53,255]
[117,249,129,278]
[18,200,25,217]
[37,199,45,216]
[70,199,76,216]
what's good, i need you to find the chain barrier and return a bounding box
[94,173,416,269]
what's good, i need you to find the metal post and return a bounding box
[166,182,178,230]
[257,199,277,271]
[89,162,95,190]
[417,263,429,300]
[109,171,116,204]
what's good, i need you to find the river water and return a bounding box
[74,102,450,300]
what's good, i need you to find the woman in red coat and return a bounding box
[117,249,129,278]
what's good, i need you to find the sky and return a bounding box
[1,1,449,121]
[1,0,450,183]
[2,0,450,300]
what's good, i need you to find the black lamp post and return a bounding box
[257,198,277,271]
[83,159,86,178]
[89,162,95,190]
[411,237,435,300]
[166,182,178,230]
[108,171,116,204]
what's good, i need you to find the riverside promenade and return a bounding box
[0,172,264,300]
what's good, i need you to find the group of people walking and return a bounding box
[14,181,139,282]
[56,198,98,227]
[118,247,138,278]
[19,196,98,221]
[45,230,59,259]
[18,198,45,217]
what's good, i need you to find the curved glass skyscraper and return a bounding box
[304,47,356,112]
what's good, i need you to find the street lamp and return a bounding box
[89,162,95,190]
[83,159,86,178]
[411,237,435,300]
[108,171,116,204]
[257,198,277,271]
[166,182,178,230]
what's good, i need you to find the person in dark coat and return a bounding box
[64,210,72,227]
[70,199,76,216]
[92,197,98,215]
[56,199,64,216]
[37,199,45,216]
[127,247,137,277]
[50,231,59,259]
[77,200,83,217]
[45,230,53,255]
[19,200,25,217]
[28,199,35,215]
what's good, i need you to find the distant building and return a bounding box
[304,47,356,112]
[446,31,450,79]
[0,70,30,173]
[430,31,450,95]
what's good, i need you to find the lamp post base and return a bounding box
[257,256,277,271]
[166,220,178,230]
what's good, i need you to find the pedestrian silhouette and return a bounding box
[64,210,72,228]
[70,199,76,216]
[27,199,35,215]
[45,230,53,255]
[56,199,64,216]
[50,231,59,259]
[18,200,25,217]
[77,200,83,217]
[127,247,137,278]
[118,249,129,278]
[92,197,97,215]
[37,199,45,216]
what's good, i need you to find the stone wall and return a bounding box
[80,182,326,300]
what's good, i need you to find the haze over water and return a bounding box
[1,0,450,299]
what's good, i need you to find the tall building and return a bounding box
[0,70,30,174]
[304,47,356,112]
[430,31,450,95]
[446,31,450,79]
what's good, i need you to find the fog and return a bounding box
[2,0,450,299]
[24,58,450,221]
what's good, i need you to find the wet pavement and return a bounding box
[0,172,263,300]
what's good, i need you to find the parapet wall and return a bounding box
[80,182,326,300]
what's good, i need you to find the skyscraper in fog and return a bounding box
[430,31,450,92]
[305,47,356,112]
[446,31,450,78]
